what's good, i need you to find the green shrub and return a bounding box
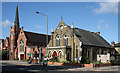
[64,61,70,63]
[2,50,9,60]
[48,60,52,62]
[44,56,47,58]
[81,56,90,64]
[98,60,102,64]
[90,61,94,63]
[22,59,25,61]
[25,59,28,61]
[42,60,45,62]
[110,60,115,65]
[14,58,19,60]
[53,56,58,62]
[71,61,77,64]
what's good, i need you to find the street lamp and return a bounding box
[39,47,42,65]
[36,11,48,64]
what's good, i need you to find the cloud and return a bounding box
[98,20,105,23]
[97,25,101,29]
[0,34,2,37]
[35,25,41,29]
[1,20,14,28]
[105,24,109,28]
[93,2,118,14]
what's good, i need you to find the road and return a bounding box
[1,60,120,73]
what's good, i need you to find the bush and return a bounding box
[81,56,90,64]
[111,60,115,65]
[53,56,58,62]
[71,61,77,64]
[14,58,19,60]
[90,61,94,63]
[98,60,102,64]
[63,61,70,63]
[48,60,52,62]
[22,59,25,61]
[25,59,29,61]
[2,50,9,60]
[95,60,103,64]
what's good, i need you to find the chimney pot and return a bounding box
[96,32,100,34]
[22,26,23,29]
[71,22,74,28]
[111,41,115,46]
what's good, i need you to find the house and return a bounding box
[16,27,50,60]
[0,39,4,51]
[111,41,120,61]
[3,37,10,51]
[48,18,115,62]
[9,5,50,60]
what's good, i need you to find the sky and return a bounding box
[1,2,119,44]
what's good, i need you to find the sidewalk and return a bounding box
[1,60,120,71]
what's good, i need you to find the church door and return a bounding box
[20,54,24,60]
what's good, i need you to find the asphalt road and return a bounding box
[1,60,80,73]
[1,60,120,73]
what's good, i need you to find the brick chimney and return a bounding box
[96,32,100,35]
[111,41,115,46]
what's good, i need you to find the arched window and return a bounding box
[60,25,64,30]
[56,34,60,46]
[76,45,78,58]
[58,51,62,59]
[19,39,24,52]
[64,34,68,46]
[48,51,52,58]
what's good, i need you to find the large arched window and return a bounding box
[48,51,52,58]
[56,34,60,46]
[64,34,68,46]
[58,51,62,59]
[76,45,78,58]
[19,39,24,52]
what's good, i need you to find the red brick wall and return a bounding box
[3,38,10,51]
[9,26,16,60]
[17,28,27,60]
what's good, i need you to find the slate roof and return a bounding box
[114,43,120,47]
[24,31,51,45]
[0,39,4,43]
[73,27,113,48]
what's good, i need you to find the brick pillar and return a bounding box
[64,49,66,61]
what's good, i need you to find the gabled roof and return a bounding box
[6,37,9,44]
[114,43,120,47]
[24,31,51,45]
[74,27,113,48]
[0,39,4,43]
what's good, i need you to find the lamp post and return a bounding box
[36,11,48,64]
[39,47,42,65]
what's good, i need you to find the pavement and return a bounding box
[1,60,120,72]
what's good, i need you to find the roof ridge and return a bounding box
[24,31,50,36]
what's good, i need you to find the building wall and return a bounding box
[0,40,4,51]
[115,47,120,54]
[48,20,83,61]
[3,38,10,51]
[9,26,16,60]
[17,28,27,60]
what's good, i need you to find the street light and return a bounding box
[36,11,48,65]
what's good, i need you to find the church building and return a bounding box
[48,18,117,62]
[9,6,50,60]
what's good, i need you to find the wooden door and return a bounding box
[20,54,24,60]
